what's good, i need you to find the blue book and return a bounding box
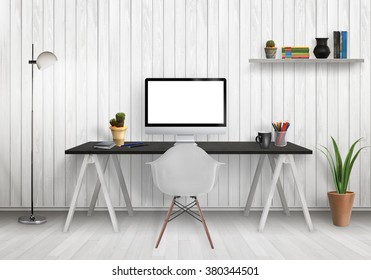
[339,31,343,58]
[341,31,347,59]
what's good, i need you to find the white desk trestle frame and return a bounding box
[244,154,313,232]
[63,154,133,233]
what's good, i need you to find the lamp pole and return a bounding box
[30,44,35,221]
[18,44,47,225]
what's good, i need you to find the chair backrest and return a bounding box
[147,144,223,196]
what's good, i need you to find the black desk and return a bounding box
[64,142,313,232]
[66,141,312,155]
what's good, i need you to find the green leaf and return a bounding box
[331,137,343,185]
[341,138,362,193]
[343,147,367,192]
[317,145,340,192]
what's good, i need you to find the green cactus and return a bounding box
[266,40,275,48]
[110,118,117,127]
[116,112,125,122]
[116,121,124,127]
[110,112,126,127]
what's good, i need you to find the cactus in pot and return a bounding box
[109,112,127,146]
[265,40,277,59]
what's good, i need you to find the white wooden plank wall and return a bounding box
[1,0,370,209]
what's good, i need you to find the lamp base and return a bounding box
[18,215,47,225]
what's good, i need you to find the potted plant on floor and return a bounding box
[110,112,127,146]
[265,40,277,59]
[319,137,366,226]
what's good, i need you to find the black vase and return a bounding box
[313,38,330,59]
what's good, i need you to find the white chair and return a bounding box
[147,143,224,249]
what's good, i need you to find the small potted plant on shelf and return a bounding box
[265,40,277,59]
[110,112,127,146]
[319,137,366,226]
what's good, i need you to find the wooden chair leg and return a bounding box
[195,199,214,249]
[155,197,176,248]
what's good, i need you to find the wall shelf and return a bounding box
[249,58,364,63]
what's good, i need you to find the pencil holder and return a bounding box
[274,131,287,147]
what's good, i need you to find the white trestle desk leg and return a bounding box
[87,155,110,217]
[63,155,90,232]
[112,154,134,216]
[268,155,290,216]
[288,155,314,231]
[244,155,266,216]
[93,154,119,232]
[258,154,285,232]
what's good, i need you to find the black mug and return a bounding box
[255,132,272,149]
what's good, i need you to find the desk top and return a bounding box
[65,141,312,155]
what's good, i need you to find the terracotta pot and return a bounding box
[328,191,355,226]
[110,126,127,146]
[265,47,277,59]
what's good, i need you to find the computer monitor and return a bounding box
[145,78,227,142]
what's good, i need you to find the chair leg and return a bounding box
[155,197,176,248]
[195,199,214,249]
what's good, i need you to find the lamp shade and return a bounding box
[36,51,57,70]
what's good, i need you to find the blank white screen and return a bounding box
[147,81,224,124]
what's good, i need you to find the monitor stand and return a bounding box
[175,134,196,145]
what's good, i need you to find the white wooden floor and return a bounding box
[0,211,371,260]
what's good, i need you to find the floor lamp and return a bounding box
[18,44,57,225]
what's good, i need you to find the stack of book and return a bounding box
[282,47,310,59]
[94,141,115,149]
[333,31,347,58]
